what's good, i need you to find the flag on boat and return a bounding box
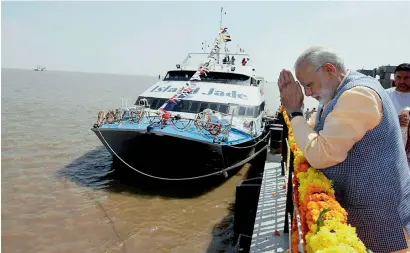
[223,34,231,42]
[190,75,201,81]
[199,67,209,76]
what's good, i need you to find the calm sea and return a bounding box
[1,68,279,253]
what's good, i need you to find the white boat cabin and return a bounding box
[136,53,266,120]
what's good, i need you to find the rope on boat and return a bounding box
[95,126,269,181]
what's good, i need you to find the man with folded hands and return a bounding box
[277,46,410,253]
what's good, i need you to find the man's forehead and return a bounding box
[296,63,316,85]
[395,71,410,76]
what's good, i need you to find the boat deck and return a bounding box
[250,153,290,252]
[99,118,255,145]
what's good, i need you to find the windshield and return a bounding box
[135,97,264,118]
[163,70,250,85]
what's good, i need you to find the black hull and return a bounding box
[91,127,269,180]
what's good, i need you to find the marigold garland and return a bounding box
[281,106,368,253]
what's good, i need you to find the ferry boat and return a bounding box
[34,65,46,71]
[91,12,270,180]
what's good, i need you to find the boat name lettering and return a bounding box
[149,86,248,99]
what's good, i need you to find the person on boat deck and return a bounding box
[277,46,410,253]
[385,63,410,114]
[242,58,247,66]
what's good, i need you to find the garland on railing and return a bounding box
[94,105,237,143]
[280,106,369,253]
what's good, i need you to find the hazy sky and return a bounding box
[2,1,410,81]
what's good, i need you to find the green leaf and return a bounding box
[316,208,331,232]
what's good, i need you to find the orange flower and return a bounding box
[291,211,300,253]
[303,186,336,205]
[304,194,348,230]
[280,105,285,113]
[298,163,310,172]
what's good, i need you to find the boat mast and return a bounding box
[217,7,223,64]
[220,7,223,30]
[158,8,228,112]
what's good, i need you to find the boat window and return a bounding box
[199,72,250,85]
[251,77,258,86]
[200,103,210,112]
[163,70,250,85]
[227,104,261,117]
[170,100,190,112]
[156,99,167,109]
[135,97,264,116]
[150,99,159,109]
[246,107,255,117]
[164,71,196,81]
[210,103,218,111]
[189,101,200,112]
[218,104,228,114]
[238,106,246,116]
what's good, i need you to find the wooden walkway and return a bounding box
[250,153,290,252]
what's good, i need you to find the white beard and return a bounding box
[315,86,335,105]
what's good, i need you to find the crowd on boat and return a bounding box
[221,55,250,66]
[276,46,410,253]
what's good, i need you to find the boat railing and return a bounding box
[92,99,264,143]
[181,52,253,69]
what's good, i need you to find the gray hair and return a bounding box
[294,46,346,72]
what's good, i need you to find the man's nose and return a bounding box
[304,87,312,96]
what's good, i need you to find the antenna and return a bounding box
[220,7,223,29]
[217,7,227,64]
[201,41,208,53]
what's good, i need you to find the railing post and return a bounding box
[279,112,288,176]
[276,110,294,233]
[284,150,294,233]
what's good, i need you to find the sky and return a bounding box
[2,1,410,83]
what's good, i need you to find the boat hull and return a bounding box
[91,127,269,179]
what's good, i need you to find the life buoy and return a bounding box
[208,123,222,135]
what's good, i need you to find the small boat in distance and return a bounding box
[34,65,46,71]
[91,8,270,180]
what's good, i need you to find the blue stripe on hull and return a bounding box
[98,118,256,145]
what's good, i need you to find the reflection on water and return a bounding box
[57,146,236,199]
[55,146,241,253]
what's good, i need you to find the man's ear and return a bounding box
[323,63,337,76]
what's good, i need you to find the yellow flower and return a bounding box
[293,150,306,169]
[315,244,360,253]
[306,220,367,253]
[297,168,334,202]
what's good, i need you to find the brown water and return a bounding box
[1,68,251,253]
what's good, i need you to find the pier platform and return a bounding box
[233,117,293,252]
[249,153,289,252]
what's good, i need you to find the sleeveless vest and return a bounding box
[314,71,410,252]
